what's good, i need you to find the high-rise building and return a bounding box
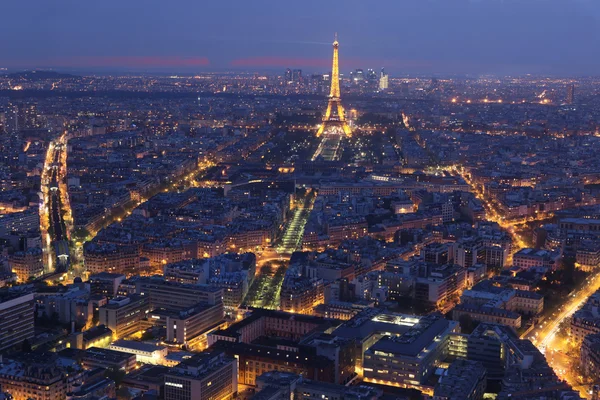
[401,81,409,96]
[0,292,35,352]
[98,294,149,339]
[361,314,460,387]
[292,69,303,83]
[5,104,19,133]
[136,277,224,310]
[567,84,575,104]
[367,68,377,82]
[352,69,365,82]
[316,34,352,137]
[149,301,224,349]
[0,110,5,133]
[379,68,389,91]
[285,68,292,82]
[164,350,238,400]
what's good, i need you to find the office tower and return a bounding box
[567,84,575,104]
[401,81,409,96]
[292,69,303,82]
[164,350,238,400]
[5,104,18,133]
[367,68,377,82]
[361,314,460,386]
[379,68,389,90]
[285,68,292,82]
[0,110,5,133]
[0,292,35,352]
[98,294,149,339]
[353,69,364,82]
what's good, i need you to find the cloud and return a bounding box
[4,56,210,68]
[230,56,432,70]
[231,57,331,69]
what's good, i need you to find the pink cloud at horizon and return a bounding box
[4,56,210,68]
[230,56,432,70]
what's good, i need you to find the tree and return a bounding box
[22,339,32,353]
[140,329,154,341]
[458,313,476,334]
[105,367,127,388]
[50,311,60,325]
[562,255,577,287]
[116,386,132,400]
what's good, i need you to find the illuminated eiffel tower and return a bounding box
[316,34,352,137]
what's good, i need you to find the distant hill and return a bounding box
[5,70,79,81]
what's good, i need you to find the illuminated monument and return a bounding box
[316,34,352,137]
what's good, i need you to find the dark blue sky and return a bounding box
[2,0,599,75]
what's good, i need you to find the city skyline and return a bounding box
[3,3,600,400]
[2,0,600,75]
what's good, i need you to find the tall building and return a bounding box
[0,291,35,352]
[292,69,303,83]
[316,34,352,137]
[164,350,238,400]
[401,81,409,96]
[361,314,460,387]
[149,301,224,349]
[136,277,223,310]
[0,110,5,133]
[433,359,487,400]
[379,68,389,91]
[351,69,365,83]
[567,84,575,104]
[98,294,149,339]
[5,104,19,133]
[367,68,377,82]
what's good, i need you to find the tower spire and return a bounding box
[316,34,351,137]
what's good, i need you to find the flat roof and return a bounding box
[110,340,166,353]
[369,316,452,357]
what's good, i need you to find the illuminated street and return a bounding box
[242,192,316,309]
[2,8,600,400]
[527,272,600,398]
[242,261,287,309]
[311,133,344,161]
[39,132,72,278]
[276,194,315,255]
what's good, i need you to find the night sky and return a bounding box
[2,0,599,75]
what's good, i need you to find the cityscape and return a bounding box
[3,2,600,400]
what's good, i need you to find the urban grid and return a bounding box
[2,5,600,400]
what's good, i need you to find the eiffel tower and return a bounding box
[316,34,352,137]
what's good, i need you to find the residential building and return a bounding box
[433,359,486,400]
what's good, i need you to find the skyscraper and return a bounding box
[5,104,19,133]
[292,69,303,83]
[367,68,377,82]
[379,68,389,91]
[316,34,351,137]
[567,84,575,104]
